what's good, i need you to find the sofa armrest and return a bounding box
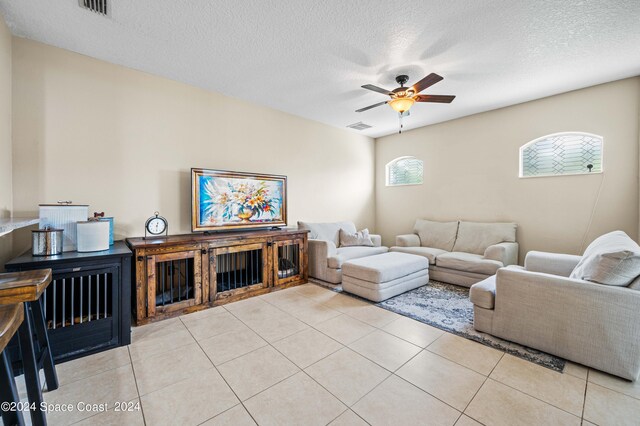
[524,251,582,277]
[396,234,420,247]
[484,242,518,266]
[370,234,382,247]
[308,239,337,277]
[308,239,337,259]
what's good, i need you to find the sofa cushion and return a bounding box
[390,246,447,264]
[452,221,517,255]
[339,228,374,247]
[435,252,503,275]
[298,221,356,246]
[342,252,429,283]
[413,219,459,251]
[525,251,582,277]
[470,276,496,309]
[570,231,640,286]
[328,246,388,269]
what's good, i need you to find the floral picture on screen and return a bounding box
[192,168,287,232]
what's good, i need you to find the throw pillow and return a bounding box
[339,228,374,247]
[570,230,640,286]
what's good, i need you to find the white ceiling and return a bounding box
[1,1,639,138]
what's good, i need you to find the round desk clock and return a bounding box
[144,212,168,238]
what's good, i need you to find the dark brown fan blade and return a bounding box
[411,73,444,93]
[416,95,456,103]
[361,84,393,95]
[355,101,388,112]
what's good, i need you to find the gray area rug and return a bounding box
[311,278,565,372]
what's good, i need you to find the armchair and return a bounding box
[470,250,640,381]
[298,221,387,284]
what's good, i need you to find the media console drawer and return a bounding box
[127,228,308,325]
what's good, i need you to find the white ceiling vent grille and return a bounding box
[346,122,372,131]
[80,0,108,16]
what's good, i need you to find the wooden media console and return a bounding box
[127,228,308,325]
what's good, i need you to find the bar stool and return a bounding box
[0,302,25,426]
[0,270,57,426]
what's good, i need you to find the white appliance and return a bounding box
[39,203,89,252]
[76,221,110,252]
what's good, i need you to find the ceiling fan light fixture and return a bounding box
[356,73,454,116]
[388,97,415,113]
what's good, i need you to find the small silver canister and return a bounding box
[32,227,64,256]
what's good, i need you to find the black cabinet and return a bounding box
[5,242,132,362]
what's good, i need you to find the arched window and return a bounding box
[519,132,603,178]
[386,156,423,186]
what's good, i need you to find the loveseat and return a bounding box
[469,231,640,381]
[298,221,388,284]
[391,219,518,287]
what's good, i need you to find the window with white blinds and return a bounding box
[386,156,424,186]
[520,132,603,178]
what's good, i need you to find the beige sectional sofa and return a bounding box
[298,221,388,284]
[470,231,640,381]
[392,219,518,287]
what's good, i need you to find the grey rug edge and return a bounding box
[308,277,566,373]
[376,292,567,372]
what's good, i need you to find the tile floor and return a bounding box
[31,283,640,425]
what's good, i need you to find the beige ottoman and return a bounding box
[342,252,429,302]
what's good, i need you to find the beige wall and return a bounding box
[11,38,375,239]
[0,13,12,270]
[376,77,640,260]
[7,37,640,264]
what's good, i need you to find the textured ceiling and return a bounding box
[1,1,639,137]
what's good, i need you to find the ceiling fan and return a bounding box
[356,73,455,117]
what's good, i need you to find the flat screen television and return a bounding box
[191,168,287,232]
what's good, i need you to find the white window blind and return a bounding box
[386,157,423,186]
[520,132,603,178]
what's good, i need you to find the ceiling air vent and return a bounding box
[346,122,372,131]
[80,0,108,16]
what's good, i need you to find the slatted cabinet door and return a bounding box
[146,250,203,317]
[43,265,120,358]
[210,242,270,303]
[272,237,306,287]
